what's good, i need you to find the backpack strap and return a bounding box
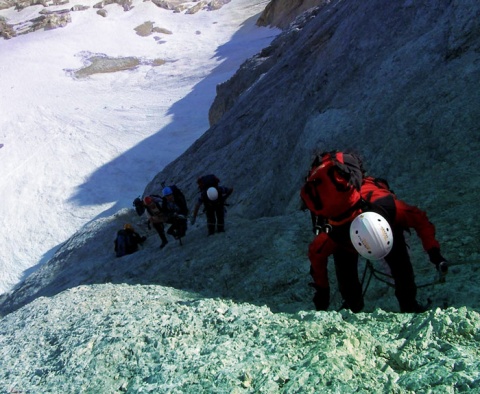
[301,179,324,212]
[364,190,374,203]
[328,198,365,225]
[362,177,394,203]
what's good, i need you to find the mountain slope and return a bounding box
[2,0,480,340]
[147,0,480,226]
[0,0,279,295]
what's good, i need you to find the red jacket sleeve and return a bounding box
[308,232,338,288]
[394,199,440,252]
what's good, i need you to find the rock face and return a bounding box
[148,0,480,232]
[209,1,328,126]
[256,0,327,29]
[208,8,321,126]
[0,8,71,38]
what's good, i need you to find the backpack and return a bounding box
[174,216,188,238]
[133,197,145,216]
[197,174,220,191]
[300,151,364,223]
[168,185,188,215]
[115,230,136,257]
[145,196,167,223]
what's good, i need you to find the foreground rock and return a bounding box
[1,284,479,392]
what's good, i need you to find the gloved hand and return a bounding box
[428,247,449,279]
[309,283,330,311]
[190,217,196,226]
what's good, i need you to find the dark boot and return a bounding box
[342,298,365,313]
[160,234,168,249]
[400,300,427,313]
[312,286,330,311]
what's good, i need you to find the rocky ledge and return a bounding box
[0,0,232,39]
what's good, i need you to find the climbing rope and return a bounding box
[361,260,395,297]
[360,258,479,296]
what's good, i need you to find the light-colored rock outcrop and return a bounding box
[256,0,327,29]
[0,8,71,38]
[0,0,231,39]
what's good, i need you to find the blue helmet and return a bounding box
[162,187,173,197]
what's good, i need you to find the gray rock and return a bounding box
[0,0,15,10]
[256,0,329,29]
[1,10,72,38]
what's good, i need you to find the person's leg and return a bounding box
[166,223,175,236]
[154,222,168,248]
[333,249,364,312]
[168,218,186,239]
[216,204,225,232]
[205,208,216,235]
[385,230,421,312]
[176,217,187,238]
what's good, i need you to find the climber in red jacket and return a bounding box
[301,152,448,313]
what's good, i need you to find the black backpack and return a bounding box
[169,185,188,216]
[197,174,220,191]
[133,197,145,216]
[174,216,188,238]
[115,230,136,257]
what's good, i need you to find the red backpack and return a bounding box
[301,151,364,224]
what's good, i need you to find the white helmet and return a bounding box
[206,187,218,201]
[350,212,393,260]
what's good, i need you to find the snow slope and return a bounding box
[0,0,278,294]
